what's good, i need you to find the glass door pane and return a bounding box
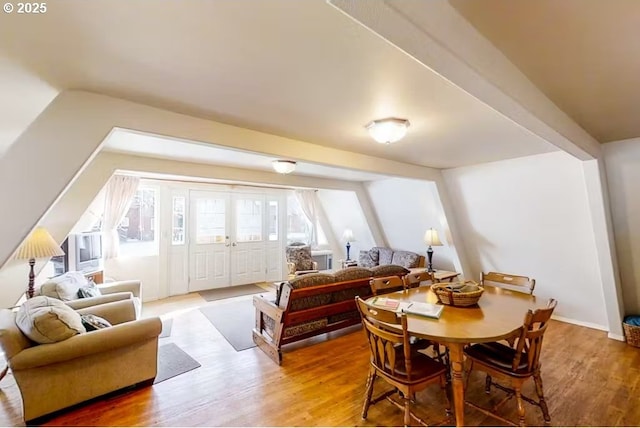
[172,196,186,245]
[267,200,278,241]
[235,198,262,242]
[196,198,226,244]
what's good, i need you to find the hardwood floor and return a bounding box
[1,292,639,426]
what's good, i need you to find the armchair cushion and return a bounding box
[40,271,89,301]
[15,296,86,344]
[78,281,102,298]
[286,243,316,272]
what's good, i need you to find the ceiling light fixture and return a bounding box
[272,160,297,174]
[365,117,411,144]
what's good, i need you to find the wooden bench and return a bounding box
[252,266,409,364]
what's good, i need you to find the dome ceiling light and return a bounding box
[365,117,411,144]
[272,159,297,174]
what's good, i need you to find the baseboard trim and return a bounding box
[551,315,608,332]
[607,332,626,342]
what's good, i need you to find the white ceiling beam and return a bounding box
[328,0,602,160]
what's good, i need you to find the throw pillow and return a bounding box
[77,280,102,298]
[377,247,394,265]
[40,271,89,301]
[15,296,86,344]
[80,314,112,331]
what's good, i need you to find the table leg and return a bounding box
[448,342,466,426]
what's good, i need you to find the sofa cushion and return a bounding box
[369,247,380,264]
[288,273,336,289]
[391,250,422,268]
[377,247,394,265]
[334,267,373,282]
[283,319,328,338]
[15,296,86,344]
[286,244,315,271]
[371,264,410,278]
[40,271,89,301]
[358,251,377,268]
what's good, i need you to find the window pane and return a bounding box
[172,196,185,245]
[196,198,226,244]
[236,199,262,242]
[267,200,278,241]
[118,188,157,256]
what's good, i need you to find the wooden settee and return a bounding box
[252,265,409,364]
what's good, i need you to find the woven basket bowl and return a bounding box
[623,322,640,347]
[432,281,484,307]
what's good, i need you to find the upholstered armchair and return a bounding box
[285,243,318,275]
[0,298,161,422]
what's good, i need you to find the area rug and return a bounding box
[159,318,173,338]
[199,299,256,351]
[198,283,267,302]
[154,343,201,384]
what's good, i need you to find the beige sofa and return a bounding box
[0,299,161,422]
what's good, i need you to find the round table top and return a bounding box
[378,285,545,343]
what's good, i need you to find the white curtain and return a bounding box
[102,175,140,259]
[295,190,318,247]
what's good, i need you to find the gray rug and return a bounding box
[198,283,266,301]
[154,343,201,384]
[159,318,173,338]
[200,299,256,351]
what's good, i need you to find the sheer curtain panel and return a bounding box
[102,175,140,259]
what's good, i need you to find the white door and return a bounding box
[188,191,230,291]
[230,194,266,285]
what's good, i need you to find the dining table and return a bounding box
[371,284,544,427]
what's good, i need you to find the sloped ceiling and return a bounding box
[0,0,554,168]
[450,0,640,143]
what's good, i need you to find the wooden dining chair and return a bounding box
[480,272,536,295]
[403,271,434,289]
[369,275,406,296]
[356,297,451,427]
[463,298,557,427]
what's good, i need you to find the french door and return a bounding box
[184,190,283,291]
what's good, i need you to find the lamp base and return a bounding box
[346,242,351,261]
[27,258,36,298]
[427,246,434,273]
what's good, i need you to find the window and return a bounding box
[118,188,158,256]
[286,194,327,247]
[172,196,185,245]
[267,200,278,241]
[236,198,262,242]
[196,197,226,244]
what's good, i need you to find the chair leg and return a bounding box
[362,369,376,419]
[533,371,551,425]
[485,374,492,394]
[404,394,411,427]
[441,373,452,418]
[514,385,526,427]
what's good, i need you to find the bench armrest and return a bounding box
[253,294,283,323]
[10,317,162,371]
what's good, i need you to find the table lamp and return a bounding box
[423,228,443,273]
[14,227,65,298]
[342,228,355,261]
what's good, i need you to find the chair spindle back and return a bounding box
[369,276,406,296]
[403,271,434,289]
[511,298,557,372]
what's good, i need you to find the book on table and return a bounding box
[371,298,443,319]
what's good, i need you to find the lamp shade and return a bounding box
[272,160,296,174]
[423,228,443,247]
[342,228,355,242]
[14,227,65,260]
[366,118,410,144]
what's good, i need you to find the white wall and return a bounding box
[443,151,608,329]
[317,189,375,262]
[104,256,160,302]
[603,138,640,315]
[366,178,456,271]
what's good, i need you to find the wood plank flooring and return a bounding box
[0,292,639,426]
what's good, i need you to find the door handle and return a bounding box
[224,236,230,247]
[232,242,237,246]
